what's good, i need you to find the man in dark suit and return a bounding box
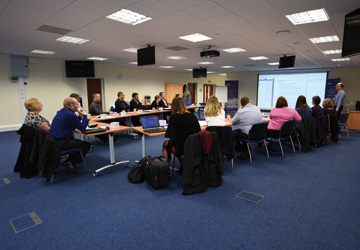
[115,91,130,112]
[129,92,143,126]
[159,92,169,108]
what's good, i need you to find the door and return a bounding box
[188,83,196,104]
[203,84,214,103]
[87,78,102,110]
[165,82,183,103]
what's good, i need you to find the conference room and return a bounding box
[1,0,360,249]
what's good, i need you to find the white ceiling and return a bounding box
[0,0,359,74]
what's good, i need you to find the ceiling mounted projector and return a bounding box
[200,46,220,58]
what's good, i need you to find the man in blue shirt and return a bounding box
[333,82,346,118]
[232,97,263,160]
[49,97,91,173]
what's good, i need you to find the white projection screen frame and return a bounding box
[257,71,328,111]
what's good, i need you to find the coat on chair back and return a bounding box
[182,132,224,195]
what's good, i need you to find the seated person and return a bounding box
[322,98,336,116]
[89,93,107,115]
[232,96,262,159]
[295,95,312,119]
[23,98,50,132]
[70,93,84,117]
[204,96,225,126]
[322,98,339,142]
[130,92,143,126]
[311,96,324,118]
[49,97,91,173]
[159,92,169,108]
[184,93,191,106]
[151,95,161,109]
[162,97,201,171]
[267,96,301,138]
[115,91,130,113]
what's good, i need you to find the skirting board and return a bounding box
[0,125,22,132]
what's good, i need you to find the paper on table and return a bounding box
[199,121,207,126]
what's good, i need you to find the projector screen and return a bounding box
[257,72,328,110]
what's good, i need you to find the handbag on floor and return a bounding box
[142,156,169,189]
[128,156,150,183]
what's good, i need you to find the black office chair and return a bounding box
[267,120,295,158]
[338,113,349,139]
[206,126,235,172]
[238,122,269,165]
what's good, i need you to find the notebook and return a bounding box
[140,116,166,133]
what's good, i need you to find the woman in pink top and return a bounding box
[267,96,301,137]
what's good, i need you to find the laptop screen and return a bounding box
[141,116,159,128]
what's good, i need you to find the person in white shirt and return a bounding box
[204,96,225,126]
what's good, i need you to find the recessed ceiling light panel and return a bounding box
[249,56,269,60]
[309,35,339,43]
[322,50,342,54]
[123,47,138,53]
[286,8,329,25]
[167,56,186,60]
[222,48,246,53]
[267,62,279,65]
[197,61,214,65]
[331,58,350,62]
[159,66,174,68]
[31,49,55,55]
[179,33,212,42]
[87,57,108,61]
[106,9,152,25]
[56,36,89,44]
[220,66,234,68]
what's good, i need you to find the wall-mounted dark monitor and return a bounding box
[137,46,155,66]
[65,61,95,78]
[341,8,360,57]
[279,55,295,68]
[193,68,207,78]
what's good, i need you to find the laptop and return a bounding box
[140,116,166,133]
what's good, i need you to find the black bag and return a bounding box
[142,156,169,189]
[128,156,150,183]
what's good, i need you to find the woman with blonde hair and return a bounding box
[23,98,50,132]
[204,96,225,126]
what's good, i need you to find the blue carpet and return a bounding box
[0,129,360,250]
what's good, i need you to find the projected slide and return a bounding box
[257,72,327,110]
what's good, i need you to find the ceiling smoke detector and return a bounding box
[200,46,220,58]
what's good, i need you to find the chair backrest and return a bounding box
[248,122,268,140]
[206,126,234,158]
[339,113,349,124]
[280,120,295,138]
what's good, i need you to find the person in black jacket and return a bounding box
[162,97,201,171]
[114,91,130,113]
[151,95,161,109]
[130,92,143,126]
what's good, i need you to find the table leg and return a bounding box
[109,133,115,164]
[142,134,146,158]
[93,132,130,177]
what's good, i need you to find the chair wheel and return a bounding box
[93,172,98,177]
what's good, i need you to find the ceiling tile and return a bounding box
[156,0,209,10]
[183,1,231,20]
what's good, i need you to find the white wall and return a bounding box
[0,54,225,130]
